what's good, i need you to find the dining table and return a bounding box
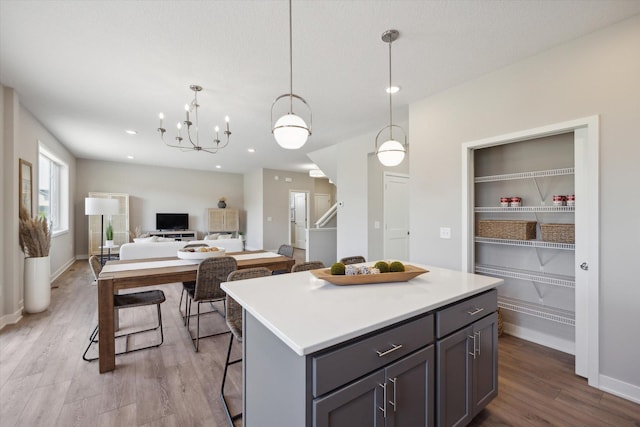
[96,250,295,373]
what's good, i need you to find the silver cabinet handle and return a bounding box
[378,382,387,418]
[388,377,397,412]
[468,335,476,359]
[467,307,484,316]
[376,344,403,357]
[475,331,481,356]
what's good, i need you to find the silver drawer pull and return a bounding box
[466,307,484,316]
[376,344,403,357]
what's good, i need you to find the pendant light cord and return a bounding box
[388,38,393,140]
[289,0,293,113]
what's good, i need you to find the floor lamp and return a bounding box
[85,197,119,265]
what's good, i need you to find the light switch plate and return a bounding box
[440,227,451,239]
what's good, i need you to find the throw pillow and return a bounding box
[204,233,220,240]
[134,236,158,243]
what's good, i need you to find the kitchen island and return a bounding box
[221,263,503,426]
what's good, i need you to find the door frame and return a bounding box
[461,116,599,387]
[383,172,410,260]
[288,190,310,249]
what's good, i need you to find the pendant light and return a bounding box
[271,0,312,149]
[375,29,407,167]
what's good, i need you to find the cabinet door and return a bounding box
[436,326,473,427]
[385,345,435,427]
[313,370,386,427]
[223,209,239,232]
[207,209,225,232]
[472,312,498,413]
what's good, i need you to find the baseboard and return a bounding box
[599,374,640,404]
[50,257,76,287]
[0,307,23,331]
[503,322,575,355]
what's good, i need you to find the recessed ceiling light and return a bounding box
[127,155,134,159]
[386,86,400,94]
[125,130,138,135]
[248,148,256,153]
[215,165,221,169]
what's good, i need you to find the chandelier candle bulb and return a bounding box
[159,112,164,128]
[215,126,219,140]
[225,115,230,132]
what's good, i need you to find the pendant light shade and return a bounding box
[377,139,405,167]
[271,0,312,150]
[375,29,407,167]
[273,112,310,149]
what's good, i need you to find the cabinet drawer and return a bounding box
[312,314,433,398]
[436,289,497,338]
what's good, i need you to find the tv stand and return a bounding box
[148,230,197,241]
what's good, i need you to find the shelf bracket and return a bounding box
[534,247,545,268]
[531,281,544,303]
[532,176,546,205]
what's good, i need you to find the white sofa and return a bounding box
[119,238,244,260]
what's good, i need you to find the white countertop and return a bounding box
[221,263,503,356]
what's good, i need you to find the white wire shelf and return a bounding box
[475,167,574,183]
[475,206,575,213]
[475,264,575,288]
[498,296,575,326]
[475,237,575,250]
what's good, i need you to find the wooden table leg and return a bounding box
[98,276,116,373]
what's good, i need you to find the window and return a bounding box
[39,144,69,234]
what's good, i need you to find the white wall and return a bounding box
[1,86,76,328]
[335,132,372,261]
[75,159,244,256]
[409,15,640,397]
[244,168,263,250]
[20,106,77,279]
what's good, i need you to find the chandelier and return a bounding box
[375,30,407,167]
[158,84,231,154]
[271,0,312,150]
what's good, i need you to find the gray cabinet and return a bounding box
[436,301,498,427]
[313,345,435,427]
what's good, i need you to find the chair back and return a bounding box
[89,255,102,281]
[277,244,294,258]
[226,267,271,340]
[194,257,237,301]
[291,261,325,272]
[340,256,366,265]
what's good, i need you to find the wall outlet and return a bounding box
[374,221,380,229]
[267,216,272,222]
[440,227,451,239]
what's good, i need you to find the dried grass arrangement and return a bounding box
[19,206,51,258]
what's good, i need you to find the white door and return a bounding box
[384,173,410,260]
[293,192,307,249]
[314,194,331,223]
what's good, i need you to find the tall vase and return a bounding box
[24,256,51,314]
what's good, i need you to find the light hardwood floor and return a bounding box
[1,259,638,427]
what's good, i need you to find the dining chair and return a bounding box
[272,244,294,274]
[185,256,237,352]
[291,261,325,272]
[339,255,366,265]
[221,267,271,426]
[179,242,210,324]
[277,244,294,258]
[83,255,166,361]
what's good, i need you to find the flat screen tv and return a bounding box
[156,213,189,231]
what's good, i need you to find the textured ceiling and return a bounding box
[2,0,639,175]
